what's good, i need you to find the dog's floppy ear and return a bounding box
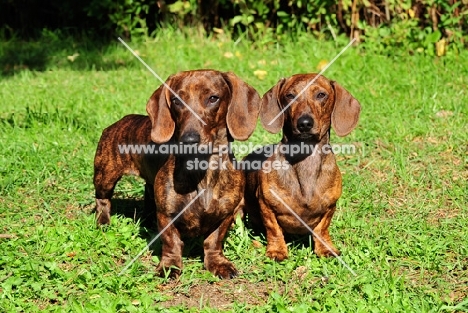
[331,81,361,137]
[222,72,262,141]
[146,81,175,144]
[260,78,285,134]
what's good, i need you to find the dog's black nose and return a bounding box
[297,116,313,133]
[180,131,200,144]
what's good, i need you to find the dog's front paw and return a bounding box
[156,262,182,279]
[205,255,238,279]
[266,246,288,261]
[313,231,341,257]
[315,245,340,258]
[212,261,238,279]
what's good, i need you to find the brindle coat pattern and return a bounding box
[93,70,261,279]
[244,74,361,261]
[94,115,166,225]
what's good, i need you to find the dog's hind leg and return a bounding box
[93,159,123,225]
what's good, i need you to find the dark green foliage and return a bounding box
[1,1,467,53]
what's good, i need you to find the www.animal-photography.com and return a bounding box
[1,1,467,312]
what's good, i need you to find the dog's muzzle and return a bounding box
[180,131,201,144]
[297,115,314,133]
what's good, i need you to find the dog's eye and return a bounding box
[316,92,327,100]
[171,97,183,106]
[208,96,219,105]
[285,94,295,101]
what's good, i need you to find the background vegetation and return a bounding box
[1,0,468,55]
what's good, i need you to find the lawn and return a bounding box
[0,30,467,312]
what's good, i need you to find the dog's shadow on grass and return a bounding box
[109,198,204,259]
[111,198,155,229]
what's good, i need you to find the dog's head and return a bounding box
[260,74,361,141]
[146,70,261,145]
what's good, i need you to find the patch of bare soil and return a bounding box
[158,267,322,310]
[158,279,279,309]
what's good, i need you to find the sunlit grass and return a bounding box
[0,30,467,312]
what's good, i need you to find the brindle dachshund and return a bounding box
[93,70,262,278]
[244,74,361,261]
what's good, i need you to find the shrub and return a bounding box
[0,0,466,54]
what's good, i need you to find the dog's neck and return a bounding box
[173,150,235,194]
[173,128,235,189]
[276,130,334,198]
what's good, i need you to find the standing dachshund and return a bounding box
[94,70,261,278]
[93,114,167,226]
[244,74,361,261]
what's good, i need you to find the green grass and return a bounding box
[1,29,467,312]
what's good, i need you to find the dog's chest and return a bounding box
[171,167,243,237]
[278,158,333,199]
[269,154,341,218]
